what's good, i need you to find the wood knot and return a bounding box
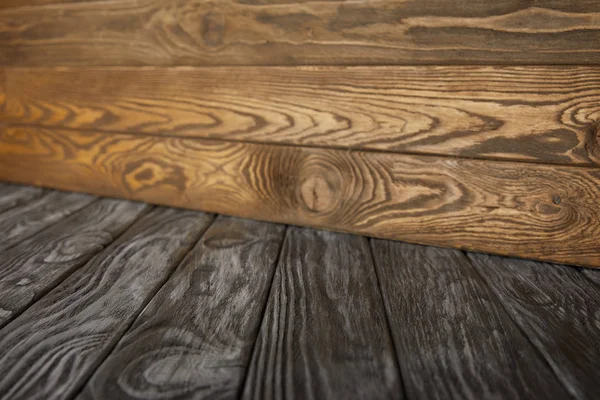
[299,175,336,214]
[202,12,225,47]
[552,195,561,205]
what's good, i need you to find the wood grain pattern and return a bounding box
[4,66,600,165]
[0,207,214,400]
[0,0,93,9]
[468,253,600,399]
[0,183,45,214]
[0,126,599,267]
[3,0,600,65]
[242,227,401,399]
[0,190,96,252]
[370,240,571,400]
[0,198,149,328]
[79,216,285,400]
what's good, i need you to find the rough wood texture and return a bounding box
[2,0,600,66]
[468,253,600,399]
[79,216,285,400]
[370,240,571,400]
[0,183,45,214]
[0,190,96,251]
[0,126,599,267]
[4,66,600,165]
[0,198,149,328]
[242,227,401,399]
[0,207,214,400]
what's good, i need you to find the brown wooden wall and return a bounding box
[1,0,599,267]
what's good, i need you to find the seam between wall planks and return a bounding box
[5,122,600,170]
[3,66,600,167]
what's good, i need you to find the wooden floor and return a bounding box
[0,183,598,400]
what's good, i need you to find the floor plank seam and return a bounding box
[368,238,409,400]
[238,224,289,400]
[461,250,580,400]
[0,191,97,253]
[66,211,217,400]
[0,203,155,331]
[9,122,600,170]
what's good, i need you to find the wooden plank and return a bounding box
[0,198,149,327]
[0,183,45,214]
[78,216,285,399]
[0,126,599,267]
[370,240,570,400]
[467,253,600,399]
[0,0,94,9]
[4,66,600,166]
[0,190,96,252]
[0,207,214,400]
[242,227,401,399]
[2,0,600,66]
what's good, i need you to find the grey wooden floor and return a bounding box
[0,182,598,400]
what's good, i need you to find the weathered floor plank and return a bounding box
[0,190,96,251]
[0,198,149,327]
[78,216,285,399]
[468,253,600,399]
[0,207,214,400]
[242,227,401,400]
[0,183,45,214]
[370,240,571,400]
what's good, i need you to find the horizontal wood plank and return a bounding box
[0,190,96,251]
[0,207,214,400]
[0,198,149,327]
[242,227,401,399]
[370,240,570,399]
[79,216,285,399]
[3,66,600,165]
[468,253,600,399]
[2,0,600,65]
[0,126,599,267]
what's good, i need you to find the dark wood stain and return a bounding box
[78,216,285,399]
[0,190,96,252]
[370,240,571,400]
[0,127,599,267]
[468,253,600,399]
[0,183,45,214]
[242,227,401,399]
[0,207,214,400]
[0,198,149,327]
[3,0,600,65]
[3,66,600,166]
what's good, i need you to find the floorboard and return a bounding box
[468,253,600,399]
[0,183,45,214]
[242,227,401,400]
[0,198,149,328]
[78,216,285,399]
[0,190,96,251]
[370,240,570,400]
[0,207,214,400]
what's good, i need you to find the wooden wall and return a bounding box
[0,0,599,267]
